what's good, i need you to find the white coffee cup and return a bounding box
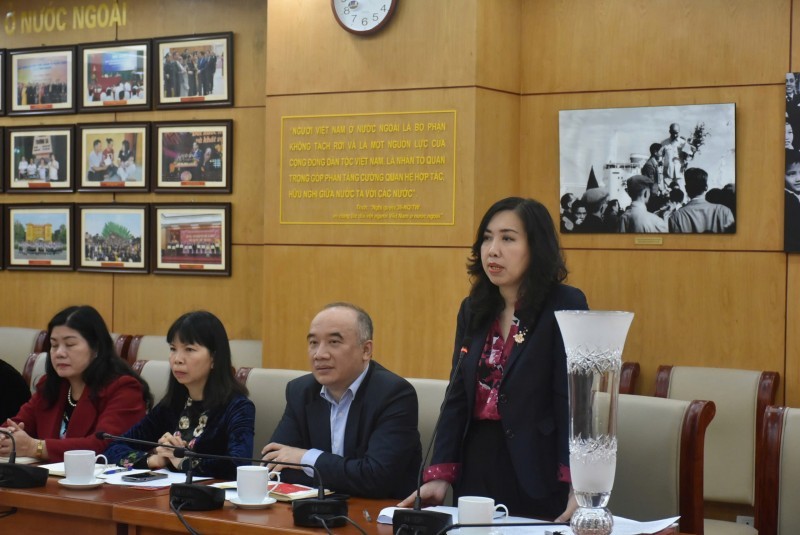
[457,496,509,535]
[237,465,280,504]
[63,450,108,484]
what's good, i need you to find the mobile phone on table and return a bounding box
[121,471,168,482]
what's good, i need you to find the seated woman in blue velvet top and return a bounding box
[105,311,254,480]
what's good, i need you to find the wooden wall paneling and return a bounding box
[522,0,790,94]
[262,245,471,377]
[113,244,263,342]
[0,1,117,48]
[521,85,785,252]
[0,271,113,328]
[564,249,786,397]
[264,89,478,247]
[793,0,800,71]
[266,0,479,96]
[786,256,800,406]
[118,0,266,108]
[475,0,522,93]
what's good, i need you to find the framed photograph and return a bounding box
[559,103,736,235]
[0,50,5,116]
[78,204,148,273]
[78,123,149,191]
[4,204,74,270]
[6,46,75,115]
[151,203,230,276]
[78,39,150,112]
[153,120,231,192]
[153,32,232,109]
[5,126,74,192]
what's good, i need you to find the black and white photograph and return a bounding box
[4,204,73,270]
[5,126,73,192]
[154,33,232,109]
[152,204,230,276]
[78,123,149,191]
[0,50,4,116]
[154,121,231,192]
[559,103,736,234]
[78,204,148,273]
[785,73,800,252]
[78,40,150,112]
[7,46,75,115]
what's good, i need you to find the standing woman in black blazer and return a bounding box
[399,197,588,520]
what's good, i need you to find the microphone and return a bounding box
[99,432,347,525]
[0,429,49,489]
[393,337,471,535]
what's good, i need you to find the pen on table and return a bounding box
[362,509,372,522]
[104,467,132,475]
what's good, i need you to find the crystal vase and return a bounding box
[555,310,634,535]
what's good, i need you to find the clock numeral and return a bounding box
[343,7,350,15]
[372,13,379,21]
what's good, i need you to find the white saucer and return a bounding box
[229,494,277,509]
[58,478,104,489]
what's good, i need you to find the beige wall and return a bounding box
[1,0,797,406]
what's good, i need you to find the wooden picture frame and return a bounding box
[0,50,5,116]
[78,204,148,273]
[153,32,233,109]
[5,125,74,192]
[4,204,74,270]
[6,46,76,116]
[77,123,149,192]
[78,39,151,113]
[153,120,231,192]
[151,203,230,276]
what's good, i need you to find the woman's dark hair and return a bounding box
[43,305,153,409]
[466,197,568,332]
[161,311,247,411]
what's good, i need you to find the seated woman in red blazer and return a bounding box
[0,306,151,462]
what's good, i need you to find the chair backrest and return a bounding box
[110,333,134,365]
[406,377,448,456]
[0,327,46,374]
[241,367,307,458]
[135,360,171,405]
[756,406,800,535]
[128,335,167,361]
[655,365,778,505]
[229,339,263,369]
[23,352,49,394]
[619,361,640,395]
[609,394,715,535]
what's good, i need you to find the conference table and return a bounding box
[0,476,682,535]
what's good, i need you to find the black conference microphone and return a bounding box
[393,337,471,535]
[0,429,49,489]
[98,432,348,526]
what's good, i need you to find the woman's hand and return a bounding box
[153,432,187,470]
[397,480,449,508]
[0,420,37,457]
[554,487,578,523]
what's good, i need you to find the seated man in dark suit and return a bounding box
[261,302,421,499]
[0,359,31,423]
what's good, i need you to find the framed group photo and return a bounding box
[78,123,149,191]
[6,46,75,115]
[154,32,233,109]
[153,120,231,192]
[78,40,151,113]
[4,204,73,270]
[152,203,230,275]
[4,126,74,192]
[0,50,4,116]
[78,204,148,273]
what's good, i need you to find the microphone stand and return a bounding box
[100,432,348,525]
[0,429,49,489]
[393,338,471,535]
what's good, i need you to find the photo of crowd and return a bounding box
[80,208,145,270]
[559,104,736,234]
[157,35,229,105]
[9,209,71,267]
[11,50,73,113]
[9,130,72,190]
[157,125,227,187]
[155,206,228,273]
[785,73,800,252]
[82,44,148,108]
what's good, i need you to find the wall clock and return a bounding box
[331,0,397,35]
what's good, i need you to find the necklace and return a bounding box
[67,387,78,407]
